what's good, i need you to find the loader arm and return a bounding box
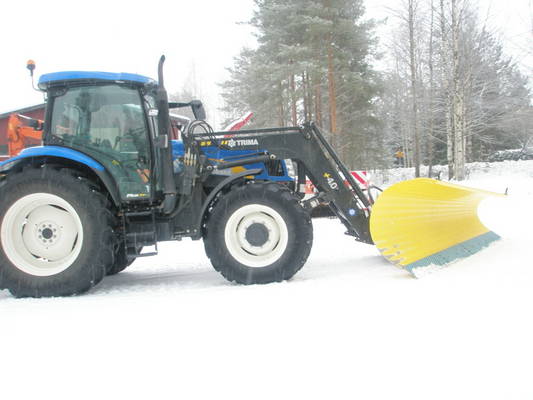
[197,122,374,244]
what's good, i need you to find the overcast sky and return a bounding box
[1,0,530,127]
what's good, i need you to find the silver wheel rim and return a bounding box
[1,193,84,276]
[224,204,289,268]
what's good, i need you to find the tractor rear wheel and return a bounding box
[204,182,313,285]
[0,166,115,297]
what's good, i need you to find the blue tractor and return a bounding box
[0,57,375,297]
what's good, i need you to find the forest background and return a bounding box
[174,0,532,180]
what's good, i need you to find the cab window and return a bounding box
[50,84,152,201]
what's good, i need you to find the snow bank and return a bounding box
[370,159,533,189]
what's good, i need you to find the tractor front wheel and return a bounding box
[204,182,313,285]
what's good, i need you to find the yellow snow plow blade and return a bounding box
[369,178,504,277]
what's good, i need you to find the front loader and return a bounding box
[0,57,502,297]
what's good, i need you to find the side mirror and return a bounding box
[190,100,206,121]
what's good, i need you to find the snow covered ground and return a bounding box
[1,161,533,400]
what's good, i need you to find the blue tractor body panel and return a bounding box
[0,146,105,171]
[171,140,292,182]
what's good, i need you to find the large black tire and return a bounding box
[204,182,313,285]
[106,245,141,276]
[0,166,115,297]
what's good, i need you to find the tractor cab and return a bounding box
[38,71,159,202]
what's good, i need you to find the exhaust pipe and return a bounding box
[156,55,177,214]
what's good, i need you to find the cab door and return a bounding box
[48,84,154,201]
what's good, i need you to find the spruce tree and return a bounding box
[221,0,383,169]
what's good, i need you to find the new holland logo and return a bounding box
[226,138,259,148]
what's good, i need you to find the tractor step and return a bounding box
[122,209,158,257]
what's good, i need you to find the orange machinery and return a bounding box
[6,113,43,157]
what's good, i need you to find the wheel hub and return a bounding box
[236,212,280,256]
[224,204,289,268]
[1,193,84,276]
[37,222,61,245]
[245,222,269,247]
[23,205,78,261]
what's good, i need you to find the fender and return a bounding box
[0,146,121,206]
[0,146,104,171]
[192,168,263,239]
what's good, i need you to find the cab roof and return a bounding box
[38,71,156,90]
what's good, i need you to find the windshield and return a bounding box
[50,84,152,200]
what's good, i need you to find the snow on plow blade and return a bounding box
[369,178,504,277]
